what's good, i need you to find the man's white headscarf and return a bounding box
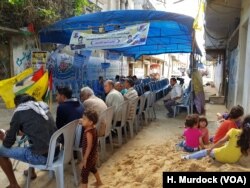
[14,101,49,120]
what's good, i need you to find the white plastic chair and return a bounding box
[26,119,79,188]
[136,95,146,130]
[112,101,128,146]
[73,123,83,161]
[126,97,139,138]
[98,106,114,161]
[173,93,191,117]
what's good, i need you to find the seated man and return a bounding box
[104,80,124,124]
[163,77,183,118]
[0,94,58,188]
[80,87,107,115]
[93,76,105,100]
[56,86,84,130]
[124,78,138,101]
[114,82,127,95]
[80,87,107,136]
[123,78,139,121]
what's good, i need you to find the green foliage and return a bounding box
[8,0,25,6]
[0,0,91,32]
[74,0,90,15]
[38,8,60,20]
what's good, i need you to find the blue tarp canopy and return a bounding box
[39,10,201,59]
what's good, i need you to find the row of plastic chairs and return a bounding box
[32,89,162,188]
[134,78,169,98]
[94,91,157,163]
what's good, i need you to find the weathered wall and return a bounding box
[0,43,10,80]
[235,0,250,112]
[213,57,223,95]
[11,35,36,75]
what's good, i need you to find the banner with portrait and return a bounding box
[69,23,150,50]
[31,51,48,70]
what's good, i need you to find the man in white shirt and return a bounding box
[163,77,183,118]
[104,80,124,123]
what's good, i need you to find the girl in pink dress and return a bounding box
[178,114,205,152]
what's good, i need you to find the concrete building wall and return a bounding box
[11,36,37,75]
[127,0,135,9]
[106,0,135,10]
[134,0,144,9]
[235,0,250,112]
[213,57,223,95]
[227,48,239,109]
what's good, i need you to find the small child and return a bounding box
[178,114,205,152]
[181,115,250,163]
[216,112,229,126]
[79,110,103,188]
[198,116,209,145]
[217,112,242,128]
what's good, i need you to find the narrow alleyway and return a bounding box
[0,86,249,188]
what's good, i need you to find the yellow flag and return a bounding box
[0,68,34,109]
[193,0,205,31]
[25,71,48,101]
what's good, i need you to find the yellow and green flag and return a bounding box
[25,71,49,101]
[0,68,33,108]
[193,0,205,31]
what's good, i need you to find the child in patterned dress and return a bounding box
[79,110,103,188]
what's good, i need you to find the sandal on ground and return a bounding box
[23,169,37,180]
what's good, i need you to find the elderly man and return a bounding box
[80,87,108,136]
[80,86,107,115]
[80,87,107,136]
[104,80,124,110]
[114,82,127,95]
[104,80,124,125]
[0,94,58,188]
[163,77,183,118]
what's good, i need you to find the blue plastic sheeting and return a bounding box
[39,10,201,59]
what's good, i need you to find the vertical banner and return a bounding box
[31,51,48,70]
[69,23,150,50]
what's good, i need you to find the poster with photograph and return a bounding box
[31,51,48,70]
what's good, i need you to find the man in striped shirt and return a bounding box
[124,78,138,101]
[124,78,138,120]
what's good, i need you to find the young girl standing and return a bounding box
[182,115,250,163]
[79,110,103,188]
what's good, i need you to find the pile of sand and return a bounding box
[97,139,250,188]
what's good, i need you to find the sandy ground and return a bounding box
[0,86,250,188]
